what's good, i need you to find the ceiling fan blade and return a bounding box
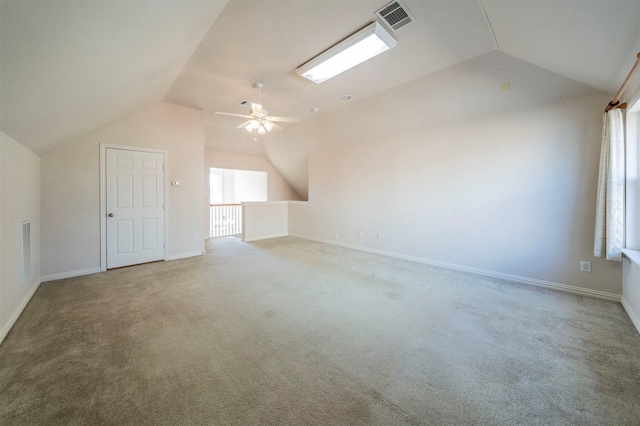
[219,83,298,137]
[215,112,254,119]
[235,120,253,129]
[266,116,299,123]
[251,103,263,115]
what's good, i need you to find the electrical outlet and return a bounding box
[376,233,382,240]
[294,222,298,228]
[334,233,338,240]
[358,231,364,239]
[580,261,591,273]
[193,235,199,242]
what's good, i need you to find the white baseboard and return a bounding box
[41,267,101,283]
[41,253,207,279]
[0,278,42,346]
[243,233,288,242]
[622,296,640,335]
[167,251,205,261]
[289,233,621,302]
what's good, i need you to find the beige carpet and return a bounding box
[1,236,639,425]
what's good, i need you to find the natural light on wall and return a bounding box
[626,100,640,250]
[295,21,397,84]
[210,168,267,204]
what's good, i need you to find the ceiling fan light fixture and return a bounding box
[295,21,397,84]
[263,121,274,132]
[216,83,299,139]
[245,120,259,132]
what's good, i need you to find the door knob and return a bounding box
[108,213,114,217]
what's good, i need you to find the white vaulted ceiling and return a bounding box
[164,0,497,156]
[482,1,640,94]
[0,0,229,154]
[1,1,639,189]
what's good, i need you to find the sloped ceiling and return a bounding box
[482,1,640,93]
[1,1,639,193]
[262,51,604,199]
[0,0,228,154]
[165,0,496,156]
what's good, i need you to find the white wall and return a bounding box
[41,102,205,278]
[622,255,640,334]
[242,202,288,242]
[205,150,300,200]
[232,170,267,203]
[1,131,41,343]
[210,168,268,204]
[289,93,622,297]
[205,150,300,237]
[264,52,602,200]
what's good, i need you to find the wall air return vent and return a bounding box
[375,0,414,32]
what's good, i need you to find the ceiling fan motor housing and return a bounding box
[215,82,299,138]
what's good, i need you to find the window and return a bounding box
[626,96,640,250]
[209,168,267,204]
[210,173,223,204]
[208,168,268,238]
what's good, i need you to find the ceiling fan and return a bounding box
[215,82,299,141]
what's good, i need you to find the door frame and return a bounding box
[99,143,169,271]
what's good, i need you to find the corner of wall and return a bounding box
[0,130,42,346]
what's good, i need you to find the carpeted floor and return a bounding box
[1,236,639,425]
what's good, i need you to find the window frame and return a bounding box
[624,88,640,254]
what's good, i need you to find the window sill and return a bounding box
[622,249,640,267]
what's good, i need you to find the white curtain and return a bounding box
[594,109,625,261]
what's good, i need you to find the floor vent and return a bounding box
[21,221,31,284]
[375,0,414,32]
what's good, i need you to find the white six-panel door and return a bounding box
[106,148,165,269]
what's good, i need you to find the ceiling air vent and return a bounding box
[375,0,414,32]
[238,100,250,107]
